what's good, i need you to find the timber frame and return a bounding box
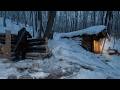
[81,29,107,54]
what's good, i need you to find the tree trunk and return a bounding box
[104,11,113,36]
[3,11,6,27]
[17,12,20,25]
[43,11,56,39]
[38,11,44,38]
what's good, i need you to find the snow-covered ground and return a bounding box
[0,17,120,79]
[0,33,120,79]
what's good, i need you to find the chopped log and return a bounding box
[26,52,49,57]
[0,33,50,59]
[11,45,48,52]
[27,38,47,42]
[27,38,47,46]
[28,41,47,46]
[31,45,48,48]
[26,49,51,60]
[27,49,47,53]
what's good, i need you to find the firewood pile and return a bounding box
[11,38,52,60]
[26,38,52,59]
[0,31,51,59]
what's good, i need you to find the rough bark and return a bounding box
[44,11,56,39]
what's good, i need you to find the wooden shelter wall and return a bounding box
[81,31,106,53]
[82,36,93,51]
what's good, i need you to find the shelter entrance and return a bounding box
[93,39,102,54]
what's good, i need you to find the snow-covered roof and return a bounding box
[54,25,107,40]
[65,25,107,36]
[79,25,106,35]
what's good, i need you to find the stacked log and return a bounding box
[26,38,50,59]
[0,32,51,59]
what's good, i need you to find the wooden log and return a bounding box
[27,38,47,42]
[27,45,48,53]
[11,44,48,52]
[28,41,47,46]
[2,30,11,59]
[26,51,50,59]
[27,49,47,53]
[26,52,49,57]
[11,37,49,55]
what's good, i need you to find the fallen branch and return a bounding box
[107,48,120,56]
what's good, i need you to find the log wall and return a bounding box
[82,36,93,51]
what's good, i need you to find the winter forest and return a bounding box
[1,11,120,38]
[0,11,120,79]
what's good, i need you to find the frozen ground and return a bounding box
[0,17,120,79]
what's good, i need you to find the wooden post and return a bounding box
[101,38,106,55]
[2,30,11,59]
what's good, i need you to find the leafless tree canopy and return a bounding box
[0,11,120,39]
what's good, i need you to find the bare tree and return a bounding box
[3,11,6,27]
[104,11,113,35]
[37,11,44,38]
[44,11,56,39]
